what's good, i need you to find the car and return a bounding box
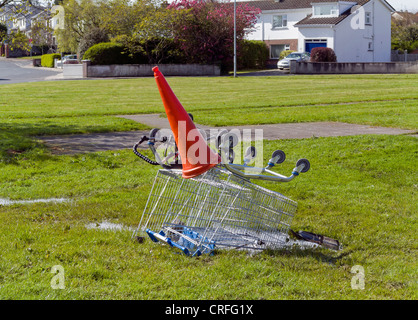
[277,52,310,70]
[62,54,79,64]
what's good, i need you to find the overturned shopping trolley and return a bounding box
[132,67,340,256]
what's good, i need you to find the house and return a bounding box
[241,0,395,62]
[0,4,56,56]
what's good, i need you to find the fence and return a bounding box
[290,61,418,74]
[391,51,418,62]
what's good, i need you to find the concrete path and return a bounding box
[37,114,416,155]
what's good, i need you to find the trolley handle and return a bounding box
[133,136,160,166]
[133,135,183,170]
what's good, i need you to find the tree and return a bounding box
[54,0,108,53]
[0,22,6,41]
[167,0,260,71]
[0,0,34,9]
[391,11,418,52]
[30,12,54,54]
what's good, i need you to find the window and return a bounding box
[272,15,287,29]
[271,44,290,59]
[365,12,372,25]
[368,41,373,51]
[313,4,338,17]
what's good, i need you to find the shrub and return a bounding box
[83,42,131,65]
[77,27,110,63]
[239,40,269,69]
[41,53,61,68]
[310,47,337,62]
[0,22,7,42]
[279,50,295,60]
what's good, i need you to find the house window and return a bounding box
[365,12,372,25]
[272,15,287,29]
[313,4,338,17]
[271,44,290,59]
[368,41,373,51]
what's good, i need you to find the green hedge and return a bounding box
[238,40,269,69]
[41,53,61,68]
[83,42,131,65]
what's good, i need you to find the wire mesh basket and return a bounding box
[136,167,298,256]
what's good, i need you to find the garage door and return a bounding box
[305,42,327,53]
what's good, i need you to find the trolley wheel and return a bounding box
[228,149,235,164]
[223,132,239,148]
[149,128,160,139]
[245,146,257,159]
[271,150,286,164]
[215,129,228,149]
[296,158,310,173]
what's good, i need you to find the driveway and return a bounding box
[0,57,63,85]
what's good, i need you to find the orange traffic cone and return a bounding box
[152,66,220,179]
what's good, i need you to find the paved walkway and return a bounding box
[37,114,416,155]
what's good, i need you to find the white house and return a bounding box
[242,0,395,62]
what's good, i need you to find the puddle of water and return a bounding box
[0,198,70,206]
[85,221,134,232]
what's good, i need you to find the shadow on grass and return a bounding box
[262,246,353,265]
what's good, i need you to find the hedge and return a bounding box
[83,42,131,65]
[310,47,337,62]
[239,40,269,69]
[41,53,61,68]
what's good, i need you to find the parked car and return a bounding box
[277,52,310,70]
[63,54,79,64]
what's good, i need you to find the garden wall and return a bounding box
[82,61,221,77]
[290,61,418,74]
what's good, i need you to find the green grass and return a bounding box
[1,74,417,120]
[0,74,417,300]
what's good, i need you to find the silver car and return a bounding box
[277,52,310,70]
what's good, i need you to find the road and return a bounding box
[0,57,63,85]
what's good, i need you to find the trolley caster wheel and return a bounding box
[215,129,229,149]
[150,128,174,144]
[245,146,257,159]
[223,132,239,149]
[228,149,235,164]
[149,128,160,139]
[244,146,257,165]
[271,150,286,164]
[296,158,310,173]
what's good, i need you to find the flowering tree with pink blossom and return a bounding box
[168,0,260,71]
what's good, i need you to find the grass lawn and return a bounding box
[0,74,417,300]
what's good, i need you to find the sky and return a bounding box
[386,0,418,12]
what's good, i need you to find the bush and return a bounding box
[310,47,337,62]
[238,40,269,69]
[41,53,61,68]
[77,27,110,63]
[279,50,295,60]
[83,42,131,65]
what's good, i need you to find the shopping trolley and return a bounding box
[131,66,340,255]
[131,126,339,256]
